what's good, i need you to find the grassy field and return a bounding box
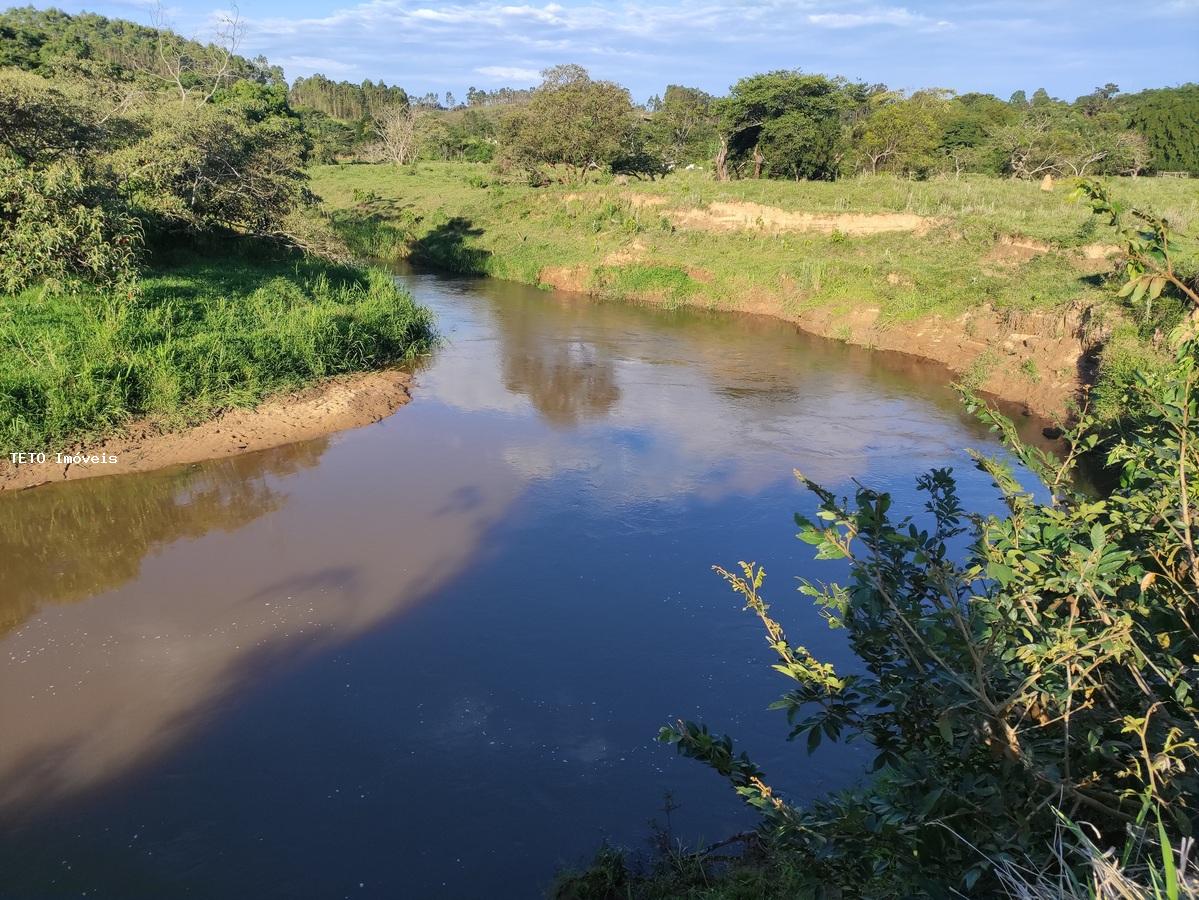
[311,162,1197,325]
[0,255,434,451]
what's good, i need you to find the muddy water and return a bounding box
[0,269,1049,898]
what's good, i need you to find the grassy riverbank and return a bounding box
[312,162,1192,415]
[0,254,434,452]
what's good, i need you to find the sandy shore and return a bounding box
[0,369,413,493]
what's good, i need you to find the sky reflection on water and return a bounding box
[0,269,1047,898]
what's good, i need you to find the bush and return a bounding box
[663,330,1199,894]
[659,191,1199,896]
[0,155,140,291]
[110,87,312,243]
[0,67,97,163]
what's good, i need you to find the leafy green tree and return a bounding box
[296,108,358,164]
[853,90,948,176]
[0,67,138,290]
[611,119,669,180]
[289,74,408,122]
[0,5,283,89]
[988,107,1076,178]
[1031,87,1055,106]
[936,92,1016,174]
[715,70,853,181]
[1077,82,1120,117]
[0,155,140,291]
[0,67,97,163]
[499,65,634,182]
[110,81,313,244]
[1120,84,1199,174]
[646,84,718,168]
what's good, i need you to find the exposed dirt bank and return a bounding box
[0,370,413,492]
[672,200,934,236]
[598,193,935,235]
[537,264,1097,418]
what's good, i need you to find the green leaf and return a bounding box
[806,725,822,754]
[1157,811,1179,900]
[937,715,953,746]
[987,561,1014,586]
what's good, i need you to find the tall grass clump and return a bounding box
[0,258,434,451]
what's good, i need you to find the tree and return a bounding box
[988,108,1072,178]
[0,154,140,291]
[1077,82,1119,117]
[611,118,668,180]
[295,108,357,164]
[110,81,312,244]
[372,102,424,166]
[933,92,1016,175]
[1120,84,1199,174]
[138,4,246,104]
[1111,129,1152,176]
[648,84,718,167]
[854,90,948,176]
[289,73,407,122]
[0,68,98,163]
[0,5,283,89]
[715,70,852,181]
[499,65,634,181]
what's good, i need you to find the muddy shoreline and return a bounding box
[535,264,1089,419]
[0,369,413,493]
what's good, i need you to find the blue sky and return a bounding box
[27,0,1199,102]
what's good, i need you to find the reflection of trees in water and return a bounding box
[494,299,620,426]
[0,439,328,635]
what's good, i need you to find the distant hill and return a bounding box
[0,5,282,87]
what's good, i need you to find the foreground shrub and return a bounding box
[658,190,1198,896]
[0,155,140,291]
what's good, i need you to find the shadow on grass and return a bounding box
[138,231,372,309]
[409,217,492,276]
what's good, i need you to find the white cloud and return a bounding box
[807,7,925,28]
[475,64,542,81]
[138,0,1196,103]
[278,55,361,76]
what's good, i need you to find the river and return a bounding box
[0,268,1048,898]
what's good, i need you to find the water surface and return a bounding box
[0,270,1045,898]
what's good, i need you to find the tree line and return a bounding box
[492,68,1195,182]
[288,64,1197,181]
[2,4,1195,292]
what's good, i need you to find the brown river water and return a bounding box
[0,267,1051,898]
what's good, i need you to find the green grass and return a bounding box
[0,255,435,451]
[310,162,1198,328]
